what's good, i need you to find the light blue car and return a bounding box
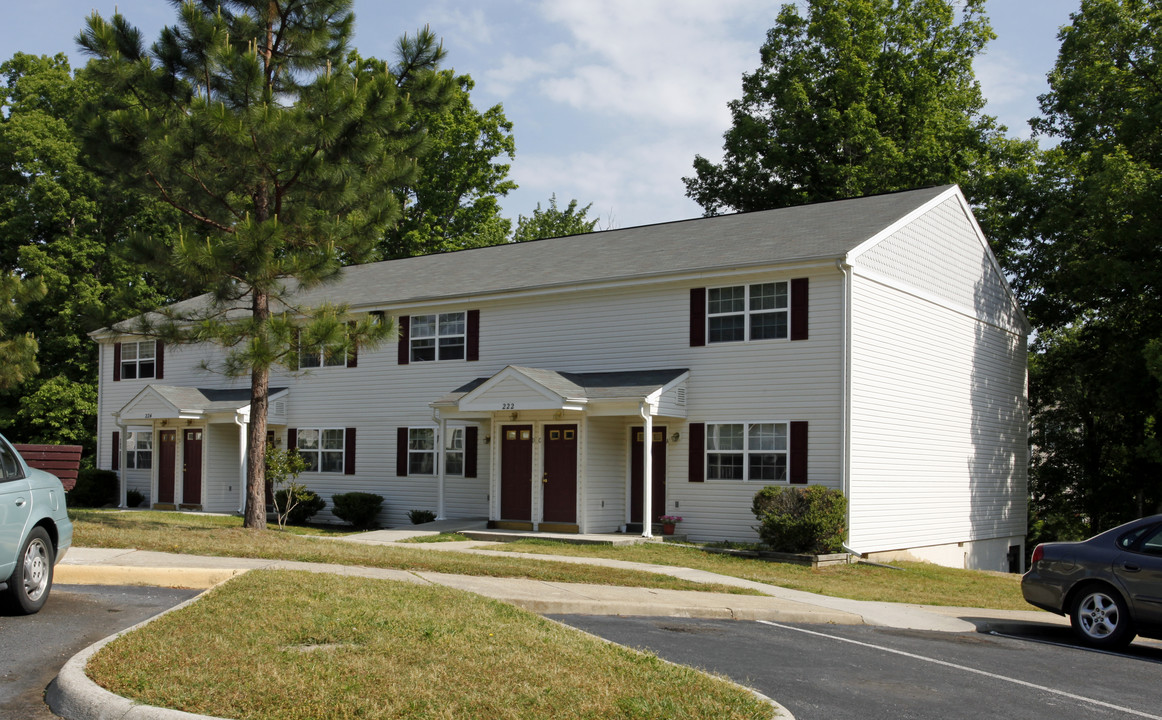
[0,434,73,614]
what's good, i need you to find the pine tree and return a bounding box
[78,1,454,528]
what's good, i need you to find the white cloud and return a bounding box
[490,0,771,129]
[976,50,1047,137]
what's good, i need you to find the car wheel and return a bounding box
[1070,584,1135,649]
[4,526,54,615]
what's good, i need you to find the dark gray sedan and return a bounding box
[1023,514,1162,648]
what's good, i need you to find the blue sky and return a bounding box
[2,0,1078,229]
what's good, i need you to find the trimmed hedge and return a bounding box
[69,468,120,507]
[751,485,847,554]
[332,492,384,529]
[408,509,437,525]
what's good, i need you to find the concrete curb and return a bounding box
[56,565,246,589]
[46,585,224,720]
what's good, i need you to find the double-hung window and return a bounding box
[408,428,436,475]
[708,282,788,343]
[120,341,157,379]
[410,312,465,362]
[296,428,345,473]
[444,428,465,476]
[299,341,346,369]
[706,422,787,481]
[125,430,153,469]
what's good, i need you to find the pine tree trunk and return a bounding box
[244,289,270,530]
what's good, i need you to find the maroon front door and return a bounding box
[157,430,176,504]
[183,429,203,506]
[630,426,667,525]
[500,425,533,521]
[542,424,578,523]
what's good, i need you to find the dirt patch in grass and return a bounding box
[88,571,772,720]
[69,510,756,595]
[493,539,1030,611]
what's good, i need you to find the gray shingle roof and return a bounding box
[434,367,689,405]
[145,386,287,413]
[108,185,953,330]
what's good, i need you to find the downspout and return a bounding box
[836,259,857,558]
[432,409,446,520]
[639,401,653,539]
[234,414,248,515]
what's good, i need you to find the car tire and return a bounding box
[3,526,54,615]
[1070,584,1135,649]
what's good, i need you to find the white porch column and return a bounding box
[235,415,248,514]
[115,419,128,508]
[640,402,653,539]
[436,413,447,520]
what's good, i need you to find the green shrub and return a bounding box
[69,468,119,507]
[274,488,325,525]
[332,492,384,529]
[408,509,437,525]
[126,489,146,508]
[751,485,847,554]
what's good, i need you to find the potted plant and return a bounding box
[659,514,683,535]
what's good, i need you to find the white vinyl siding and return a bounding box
[847,269,1028,556]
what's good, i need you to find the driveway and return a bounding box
[0,584,200,720]
[554,615,1162,720]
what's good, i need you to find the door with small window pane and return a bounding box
[631,427,667,525]
[500,426,533,521]
[542,425,577,523]
[182,429,203,505]
[156,430,176,504]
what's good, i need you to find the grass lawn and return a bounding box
[69,510,755,595]
[88,570,771,720]
[492,539,1031,611]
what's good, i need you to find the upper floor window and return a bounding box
[125,430,153,469]
[708,282,788,343]
[121,341,157,379]
[411,312,465,362]
[296,428,345,473]
[706,422,787,481]
[299,342,346,369]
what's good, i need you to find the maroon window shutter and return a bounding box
[396,427,409,476]
[466,309,480,362]
[344,428,356,475]
[155,341,164,379]
[688,422,705,482]
[347,322,358,368]
[287,428,297,454]
[464,426,479,478]
[790,421,808,484]
[397,316,410,365]
[113,343,122,381]
[690,288,706,347]
[790,278,809,341]
[111,431,120,470]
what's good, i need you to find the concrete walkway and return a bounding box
[47,526,1065,720]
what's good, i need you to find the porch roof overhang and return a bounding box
[431,366,689,419]
[113,385,289,425]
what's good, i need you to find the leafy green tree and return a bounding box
[78,1,455,528]
[0,271,46,390]
[380,74,516,258]
[512,194,599,243]
[1025,0,1162,533]
[683,0,1037,263]
[0,52,175,449]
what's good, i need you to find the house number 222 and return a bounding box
[501,403,515,410]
